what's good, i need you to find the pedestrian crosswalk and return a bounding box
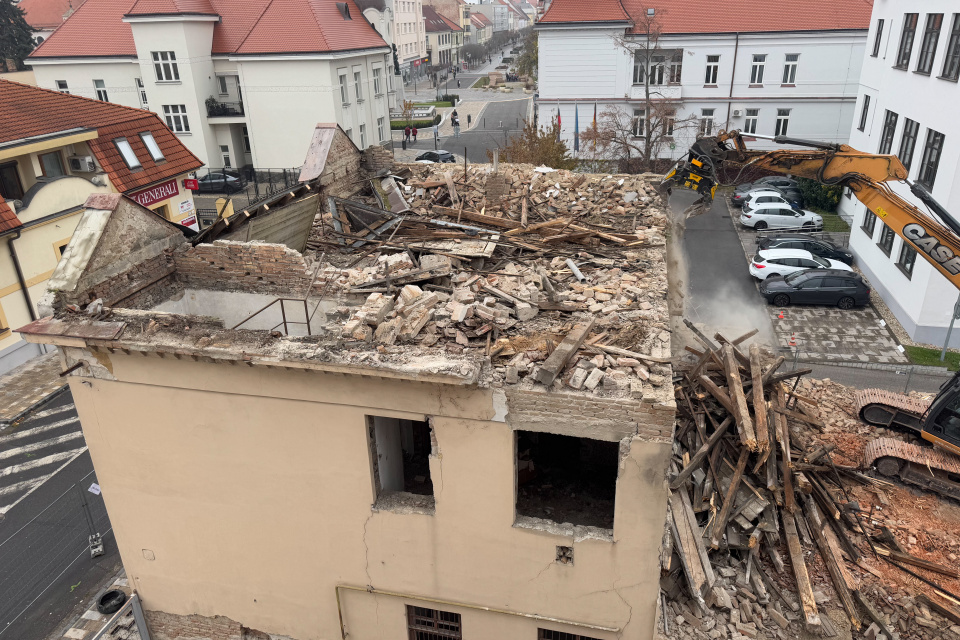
[0,392,86,516]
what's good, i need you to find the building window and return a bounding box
[857,94,871,131]
[775,108,790,136]
[56,80,69,93]
[632,108,645,137]
[93,79,108,101]
[743,108,759,134]
[878,224,896,255]
[339,72,349,103]
[162,105,190,132]
[899,118,920,169]
[406,606,461,639]
[648,54,665,85]
[152,51,180,82]
[359,124,366,148]
[918,128,945,189]
[220,145,231,168]
[782,53,799,84]
[750,54,766,84]
[878,110,898,154]
[39,151,65,177]
[942,14,960,81]
[135,78,149,108]
[113,138,142,170]
[699,108,715,136]
[345,127,353,142]
[373,67,382,94]
[872,18,885,57]
[242,126,251,153]
[368,416,435,510]
[895,13,919,69]
[898,243,917,277]
[704,54,719,84]
[538,631,602,640]
[663,109,675,136]
[916,14,943,74]
[139,132,164,161]
[862,210,878,237]
[377,117,384,142]
[354,70,363,101]
[0,162,24,200]
[669,51,682,83]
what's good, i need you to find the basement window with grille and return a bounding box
[406,606,461,639]
[368,416,436,514]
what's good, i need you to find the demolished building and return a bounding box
[18,161,677,640]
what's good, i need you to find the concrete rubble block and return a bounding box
[352,324,373,341]
[419,254,452,271]
[505,366,520,384]
[378,252,415,273]
[362,295,395,325]
[342,318,362,335]
[630,380,644,398]
[617,357,641,367]
[400,284,423,303]
[374,317,403,345]
[767,609,789,630]
[448,302,470,323]
[568,368,588,389]
[399,307,434,341]
[513,301,538,321]
[584,368,605,390]
[474,305,507,322]
[400,292,439,317]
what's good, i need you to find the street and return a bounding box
[436,98,531,163]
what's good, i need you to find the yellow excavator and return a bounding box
[660,130,960,500]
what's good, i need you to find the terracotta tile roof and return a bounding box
[0,196,22,234]
[18,0,87,29]
[437,11,461,31]
[471,12,491,27]
[540,0,871,32]
[423,5,458,32]
[0,80,203,194]
[30,0,387,59]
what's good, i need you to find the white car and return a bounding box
[749,249,853,280]
[740,202,822,231]
[739,190,801,212]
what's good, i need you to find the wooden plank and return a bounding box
[772,404,825,429]
[504,218,570,236]
[782,509,821,628]
[432,206,522,229]
[732,328,760,345]
[749,343,769,454]
[669,492,709,607]
[803,497,860,630]
[874,547,960,578]
[592,342,673,364]
[699,375,736,415]
[532,319,596,386]
[678,483,716,587]
[723,344,757,450]
[670,416,733,489]
[710,448,750,549]
[852,591,895,640]
[775,389,796,513]
[683,319,720,351]
[917,594,960,626]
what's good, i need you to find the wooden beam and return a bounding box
[782,509,821,628]
[711,447,750,549]
[874,547,960,578]
[533,318,596,386]
[699,375,736,415]
[749,343,769,453]
[670,417,733,490]
[669,491,710,608]
[772,404,825,430]
[723,344,757,450]
[733,328,760,345]
[803,497,860,631]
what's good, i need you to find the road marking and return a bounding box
[0,447,87,478]
[2,417,80,442]
[0,449,87,516]
[23,403,76,423]
[0,478,43,499]
[0,432,84,461]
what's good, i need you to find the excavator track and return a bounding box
[864,438,960,502]
[854,388,930,434]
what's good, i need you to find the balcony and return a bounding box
[628,83,681,102]
[206,98,245,118]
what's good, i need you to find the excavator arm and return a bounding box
[659,130,960,290]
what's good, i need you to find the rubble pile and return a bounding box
[663,326,960,640]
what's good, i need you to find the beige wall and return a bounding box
[67,350,670,640]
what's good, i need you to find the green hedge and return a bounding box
[439,93,459,104]
[390,115,441,130]
[797,177,842,212]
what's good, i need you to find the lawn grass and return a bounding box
[414,101,453,108]
[472,77,490,88]
[806,205,851,232]
[904,345,960,371]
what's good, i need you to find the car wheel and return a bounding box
[754,221,767,230]
[801,222,815,230]
[773,294,790,307]
[837,296,855,310]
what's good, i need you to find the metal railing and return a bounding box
[88,594,151,640]
[205,99,244,117]
[191,167,302,206]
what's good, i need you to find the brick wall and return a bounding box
[84,250,178,308]
[505,389,675,443]
[319,130,363,199]
[362,145,395,174]
[145,610,242,640]
[484,173,510,205]
[174,240,314,296]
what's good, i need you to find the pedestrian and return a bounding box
[412,126,418,142]
[404,125,410,142]
[452,109,458,119]
[457,79,461,89]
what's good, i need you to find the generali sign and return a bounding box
[129,178,178,208]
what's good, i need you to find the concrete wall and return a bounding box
[65,351,671,640]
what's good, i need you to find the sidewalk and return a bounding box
[54,572,140,640]
[0,351,66,429]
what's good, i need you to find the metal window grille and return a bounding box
[538,629,602,640]
[916,14,943,74]
[406,606,462,640]
[878,110,898,154]
[895,13,919,69]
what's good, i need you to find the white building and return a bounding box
[468,0,510,33]
[357,0,407,110]
[535,0,871,160]
[27,0,394,170]
[840,1,960,347]
[393,0,430,83]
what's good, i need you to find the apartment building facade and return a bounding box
[424,5,464,68]
[357,0,407,110]
[536,0,871,160]
[0,79,201,373]
[468,0,510,33]
[27,0,394,170]
[840,1,960,347]
[394,0,429,83]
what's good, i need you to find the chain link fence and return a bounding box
[0,469,111,635]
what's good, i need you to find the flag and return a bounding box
[574,102,579,152]
[556,101,561,140]
[593,102,597,131]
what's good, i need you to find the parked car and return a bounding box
[731,184,804,208]
[734,176,800,195]
[196,171,246,193]
[415,150,456,163]
[759,268,870,309]
[740,203,822,231]
[738,190,801,213]
[749,248,852,280]
[758,234,854,265]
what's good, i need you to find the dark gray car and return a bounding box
[758,234,854,264]
[759,269,870,309]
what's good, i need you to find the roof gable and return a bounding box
[0,197,22,234]
[19,0,88,29]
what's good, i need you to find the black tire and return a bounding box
[97,589,127,615]
[754,221,767,230]
[837,296,855,310]
[773,294,790,307]
[802,222,815,230]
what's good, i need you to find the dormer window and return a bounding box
[114,138,142,170]
[139,132,164,162]
[336,2,352,19]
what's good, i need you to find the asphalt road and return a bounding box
[0,391,120,640]
[439,98,531,163]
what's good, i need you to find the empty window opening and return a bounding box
[407,606,461,639]
[516,431,618,529]
[556,545,573,565]
[370,416,435,507]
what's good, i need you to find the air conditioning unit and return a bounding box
[69,155,96,172]
[732,109,744,117]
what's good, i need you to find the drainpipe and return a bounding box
[725,32,740,132]
[7,230,37,322]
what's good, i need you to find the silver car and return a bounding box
[740,202,822,231]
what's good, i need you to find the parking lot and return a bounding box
[672,188,908,364]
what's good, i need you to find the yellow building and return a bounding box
[0,79,203,372]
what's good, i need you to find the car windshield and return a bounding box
[784,271,806,284]
[811,256,830,267]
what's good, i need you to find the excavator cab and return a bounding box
[922,372,960,456]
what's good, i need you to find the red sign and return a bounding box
[183,178,199,190]
[130,178,179,208]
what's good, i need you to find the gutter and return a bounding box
[7,230,37,323]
